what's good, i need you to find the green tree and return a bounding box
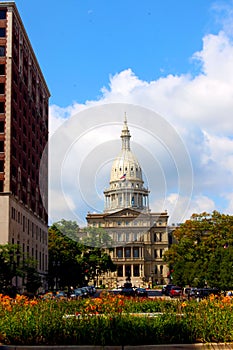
[82,226,114,248]
[164,211,233,290]
[48,224,83,289]
[0,244,24,296]
[24,263,42,295]
[80,226,116,284]
[48,222,116,289]
[53,219,80,241]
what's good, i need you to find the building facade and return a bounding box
[0,2,50,290]
[86,117,170,288]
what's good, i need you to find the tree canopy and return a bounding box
[164,211,233,290]
[0,244,41,296]
[48,220,116,289]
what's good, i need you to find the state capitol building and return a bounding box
[86,117,171,288]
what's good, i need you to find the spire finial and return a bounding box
[124,112,127,125]
[121,113,131,150]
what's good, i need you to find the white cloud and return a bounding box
[47,22,233,224]
[224,193,233,213]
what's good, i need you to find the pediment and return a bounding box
[104,208,149,219]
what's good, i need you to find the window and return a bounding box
[117,233,123,242]
[0,140,4,152]
[125,247,131,258]
[11,164,17,177]
[0,83,4,94]
[125,265,131,277]
[0,46,5,56]
[154,249,157,258]
[13,88,17,103]
[133,247,139,258]
[0,64,4,75]
[0,120,4,132]
[0,10,6,19]
[133,265,139,277]
[116,248,123,258]
[0,101,4,113]
[117,265,123,277]
[160,249,163,258]
[12,126,17,139]
[0,180,3,192]
[160,265,163,275]
[0,28,5,37]
[0,159,3,172]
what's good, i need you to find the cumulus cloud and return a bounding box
[47,20,233,224]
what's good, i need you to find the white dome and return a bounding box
[109,115,143,185]
[104,116,149,213]
[110,149,143,184]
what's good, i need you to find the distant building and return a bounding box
[0,2,50,291]
[86,116,170,287]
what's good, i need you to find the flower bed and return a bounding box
[0,292,232,346]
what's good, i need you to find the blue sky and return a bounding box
[12,0,233,225]
[16,0,219,106]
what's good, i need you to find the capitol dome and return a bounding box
[110,117,143,185]
[104,116,149,213]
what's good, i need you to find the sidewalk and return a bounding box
[1,344,233,350]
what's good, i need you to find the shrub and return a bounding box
[0,293,232,345]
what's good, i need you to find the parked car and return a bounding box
[169,286,183,298]
[86,285,96,296]
[183,287,196,299]
[120,282,135,297]
[194,288,220,299]
[81,287,89,298]
[162,284,176,296]
[111,287,122,295]
[135,288,148,297]
[121,286,135,297]
[70,288,84,300]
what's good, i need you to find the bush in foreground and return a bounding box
[0,293,232,345]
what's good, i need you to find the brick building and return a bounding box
[0,2,50,291]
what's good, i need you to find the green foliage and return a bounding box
[0,244,24,294]
[1,296,233,345]
[48,224,84,289]
[0,244,42,295]
[24,265,42,294]
[53,219,80,242]
[164,211,233,289]
[48,220,116,289]
[82,226,113,248]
